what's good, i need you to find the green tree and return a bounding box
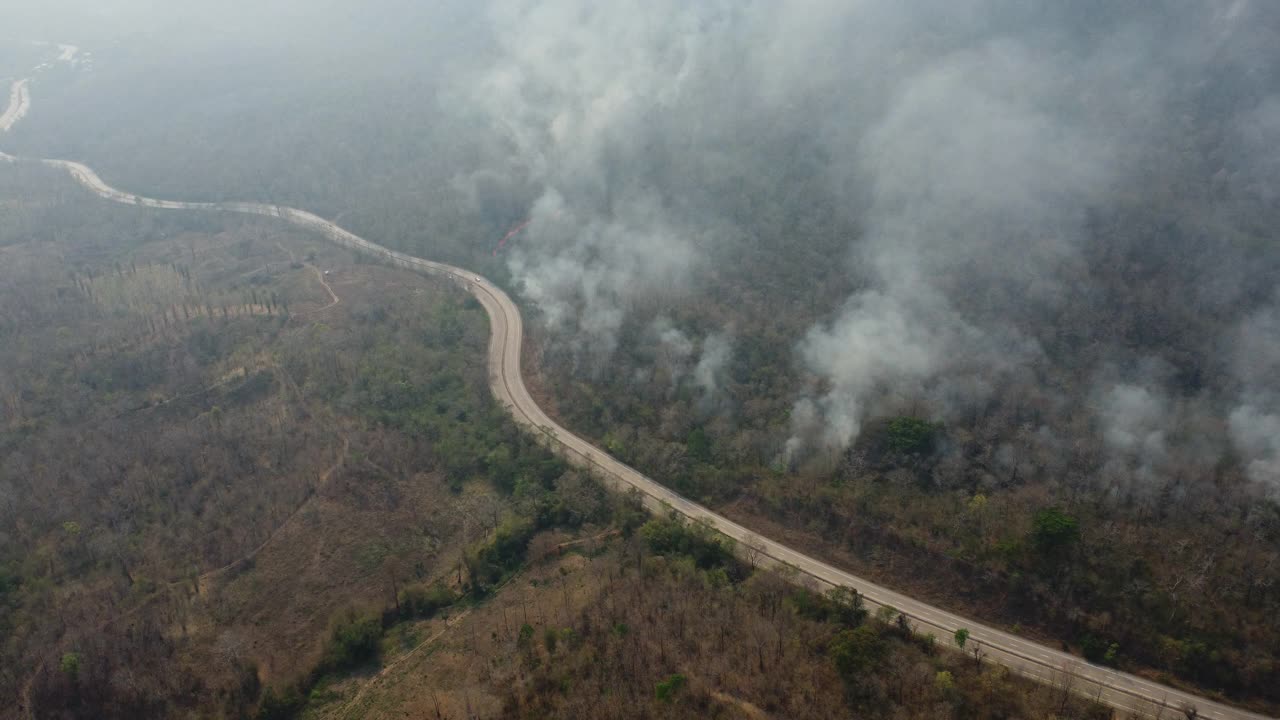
[517,623,535,650]
[1104,643,1119,665]
[954,628,969,649]
[640,516,733,570]
[935,670,955,692]
[1030,507,1080,555]
[398,583,456,619]
[655,673,687,702]
[685,426,712,462]
[830,625,886,681]
[322,609,382,672]
[59,652,80,681]
[827,586,868,627]
[967,493,988,514]
[886,417,940,454]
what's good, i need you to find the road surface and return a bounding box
[0,79,30,137]
[0,76,1271,720]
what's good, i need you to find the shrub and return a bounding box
[830,625,886,681]
[1031,507,1080,555]
[935,670,956,692]
[59,652,80,680]
[640,516,734,571]
[655,673,687,702]
[469,517,537,591]
[398,583,456,619]
[790,585,868,628]
[256,686,305,720]
[517,623,535,649]
[321,609,382,673]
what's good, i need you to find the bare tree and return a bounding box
[741,532,766,570]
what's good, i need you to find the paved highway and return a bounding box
[1,77,1271,720]
[0,79,30,138]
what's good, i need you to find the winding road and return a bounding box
[1,76,1271,720]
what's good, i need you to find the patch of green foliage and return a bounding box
[654,673,687,702]
[1080,634,1120,666]
[319,608,383,674]
[885,417,940,454]
[685,426,712,462]
[790,585,868,628]
[518,623,535,649]
[830,625,887,682]
[256,686,305,720]
[1030,507,1080,555]
[398,583,456,619]
[640,515,735,571]
[350,299,566,494]
[468,517,537,592]
[935,670,956,692]
[59,652,80,680]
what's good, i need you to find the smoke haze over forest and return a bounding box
[6,0,1280,499]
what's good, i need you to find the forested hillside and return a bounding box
[0,166,1115,720]
[296,513,1111,720]
[0,166,563,718]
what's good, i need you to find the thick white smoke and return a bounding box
[476,0,739,362]
[786,40,1115,457]
[1230,305,1280,496]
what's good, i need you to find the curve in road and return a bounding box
[0,76,1270,720]
[0,78,30,137]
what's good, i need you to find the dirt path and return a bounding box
[274,240,340,315]
[308,264,340,311]
[710,690,771,719]
[552,529,619,553]
[335,609,472,719]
